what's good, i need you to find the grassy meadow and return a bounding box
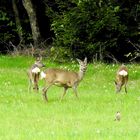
[0,55,140,139]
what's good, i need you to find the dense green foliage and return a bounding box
[51,1,126,59]
[48,0,140,61]
[0,0,140,61]
[0,10,16,51]
[0,56,140,139]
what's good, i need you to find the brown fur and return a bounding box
[44,69,79,87]
[27,57,45,92]
[42,58,87,101]
[115,64,128,93]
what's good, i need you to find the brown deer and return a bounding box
[27,57,45,92]
[41,58,87,101]
[115,64,128,93]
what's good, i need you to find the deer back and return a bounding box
[43,68,79,87]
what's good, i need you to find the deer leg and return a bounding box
[42,84,52,101]
[115,83,122,93]
[33,82,39,92]
[73,83,79,99]
[116,87,121,93]
[28,79,33,93]
[73,88,79,98]
[124,84,127,94]
[42,87,49,101]
[36,73,40,92]
[33,73,39,92]
[60,87,68,101]
[43,89,48,101]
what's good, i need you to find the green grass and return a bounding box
[0,56,140,139]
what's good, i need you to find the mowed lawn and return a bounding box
[0,56,140,140]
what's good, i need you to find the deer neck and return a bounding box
[78,66,86,81]
[32,64,38,69]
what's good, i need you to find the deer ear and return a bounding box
[84,57,87,63]
[76,58,81,63]
[114,80,117,85]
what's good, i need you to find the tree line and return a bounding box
[0,0,140,62]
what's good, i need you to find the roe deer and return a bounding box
[115,64,128,93]
[27,57,45,92]
[41,57,87,101]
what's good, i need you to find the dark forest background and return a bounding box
[0,0,140,62]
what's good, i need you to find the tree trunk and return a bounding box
[22,0,41,47]
[12,0,24,43]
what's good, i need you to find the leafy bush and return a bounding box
[49,46,72,62]
[50,1,127,60]
[0,10,16,42]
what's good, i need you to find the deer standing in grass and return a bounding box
[41,58,87,101]
[115,64,128,93]
[27,57,45,92]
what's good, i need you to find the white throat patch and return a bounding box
[119,70,128,76]
[40,71,46,79]
[32,67,40,74]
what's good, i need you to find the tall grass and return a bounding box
[0,55,140,139]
